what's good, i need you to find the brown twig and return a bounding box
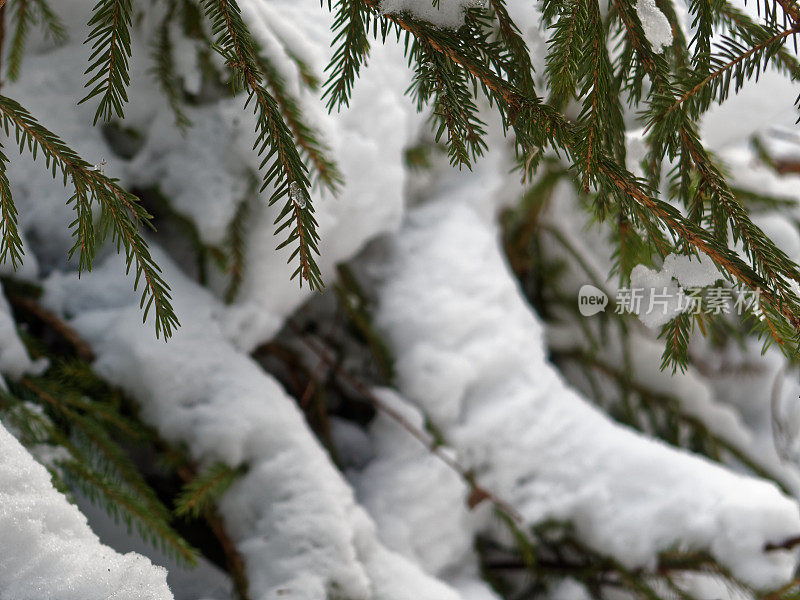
[176,466,250,600]
[7,295,96,361]
[776,0,800,27]
[765,534,800,552]
[287,321,525,525]
[298,357,327,408]
[774,159,800,175]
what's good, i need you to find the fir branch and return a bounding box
[659,313,692,373]
[381,3,800,353]
[175,462,242,518]
[574,0,626,188]
[654,0,688,65]
[8,373,197,565]
[543,0,585,105]
[7,0,67,82]
[362,2,568,176]
[485,0,535,93]
[6,0,31,82]
[483,521,744,600]
[79,0,133,124]
[609,0,669,100]
[257,53,341,190]
[0,391,54,447]
[0,95,179,337]
[678,125,800,288]
[175,461,251,600]
[322,0,372,111]
[151,2,191,130]
[647,88,800,348]
[687,0,719,73]
[719,3,800,78]
[283,48,320,90]
[201,0,323,289]
[350,0,800,354]
[64,458,198,564]
[0,147,22,268]
[775,0,800,27]
[408,39,488,169]
[19,377,168,519]
[662,27,794,118]
[30,0,66,42]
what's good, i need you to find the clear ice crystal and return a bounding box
[289,181,308,209]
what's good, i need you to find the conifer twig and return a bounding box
[80,0,133,124]
[349,0,800,356]
[0,96,178,337]
[0,2,7,89]
[776,0,800,26]
[765,534,800,551]
[151,1,191,130]
[662,28,795,117]
[201,0,323,289]
[256,54,341,191]
[176,465,251,600]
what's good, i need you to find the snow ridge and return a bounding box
[43,251,464,600]
[374,198,800,590]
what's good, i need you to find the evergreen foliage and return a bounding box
[174,463,243,519]
[201,0,324,289]
[0,96,178,337]
[0,358,198,565]
[3,1,800,599]
[0,0,797,359]
[0,282,250,577]
[80,0,134,124]
[6,0,66,82]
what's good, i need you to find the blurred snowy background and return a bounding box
[3,1,800,599]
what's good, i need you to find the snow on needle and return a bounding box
[88,159,107,175]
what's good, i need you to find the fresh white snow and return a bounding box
[636,0,673,53]
[373,197,800,589]
[0,421,173,600]
[0,0,799,598]
[380,0,487,28]
[42,249,465,600]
